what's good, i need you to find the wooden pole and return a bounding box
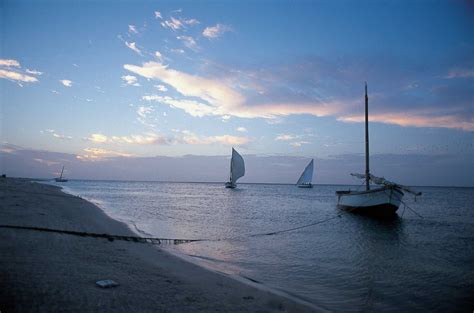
[365,82,370,191]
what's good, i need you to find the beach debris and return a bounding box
[96,279,119,288]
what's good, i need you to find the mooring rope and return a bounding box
[383,189,424,218]
[0,224,203,245]
[249,215,342,237]
[0,214,342,245]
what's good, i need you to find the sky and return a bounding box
[1,0,473,186]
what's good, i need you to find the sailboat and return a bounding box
[296,159,314,188]
[336,83,420,216]
[54,166,68,182]
[225,148,245,188]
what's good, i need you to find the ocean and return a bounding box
[53,180,473,312]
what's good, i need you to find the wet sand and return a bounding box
[0,178,318,312]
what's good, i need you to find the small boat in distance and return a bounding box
[296,159,314,188]
[336,83,420,217]
[54,166,68,182]
[225,148,245,188]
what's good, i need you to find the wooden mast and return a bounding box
[365,82,370,191]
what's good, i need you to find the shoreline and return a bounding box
[0,177,319,312]
[44,180,320,310]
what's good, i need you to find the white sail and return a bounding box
[350,173,421,196]
[230,148,245,183]
[297,159,314,185]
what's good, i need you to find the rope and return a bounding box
[0,224,203,245]
[402,200,424,218]
[0,215,342,245]
[249,215,342,237]
[383,189,424,218]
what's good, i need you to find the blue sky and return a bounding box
[1,0,473,185]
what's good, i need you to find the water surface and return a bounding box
[53,181,474,312]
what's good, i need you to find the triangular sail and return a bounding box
[59,166,64,179]
[297,159,313,185]
[230,148,245,183]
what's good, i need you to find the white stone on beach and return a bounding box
[96,279,119,288]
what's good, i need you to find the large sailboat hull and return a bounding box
[336,187,403,217]
[54,178,68,182]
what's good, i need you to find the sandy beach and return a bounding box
[0,178,317,312]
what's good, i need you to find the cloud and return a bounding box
[161,16,199,30]
[142,95,215,117]
[25,69,43,75]
[33,158,60,166]
[125,41,142,55]
[161,17,183,30]
[170,48,185,54]
[202,24,231,39]
[154,84,168,92]
[136,106,156,128]
[86,132,169,145]
[445,68,474,79]
[128,25,138,34]
[3,145,472,185]
[177,36,198,51]
[290,141,310,147]
[0,59,20,67]
[87,133,109,143]
[86,129,249,147]
[87,132,171,145]
[125,61,245,111]
[0,69,38,83]
[59,79,72,87]
[275,134,295,141]
[111,133,169,145]
[41,129,72,140]
[137,106,153,118]
[236,127,247,132]
[338,112,474,131]
[78,148,133,161]
[183,18,200,26]
[125,61,347,119]
[124,59,472,131]
[275,134,311,147]
[179,130,250,145]
[121,75,140,86]
[154,51,163,62]
[0,58,40,84]
[154,11,162,19]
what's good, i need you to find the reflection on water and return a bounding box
[54,181,474,312]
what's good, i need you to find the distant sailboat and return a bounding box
[225,148,245,188]
[54,166,68,182]
[336,83,420,216]
[296,159,314,188]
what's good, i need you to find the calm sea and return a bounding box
[52,180,473,312]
